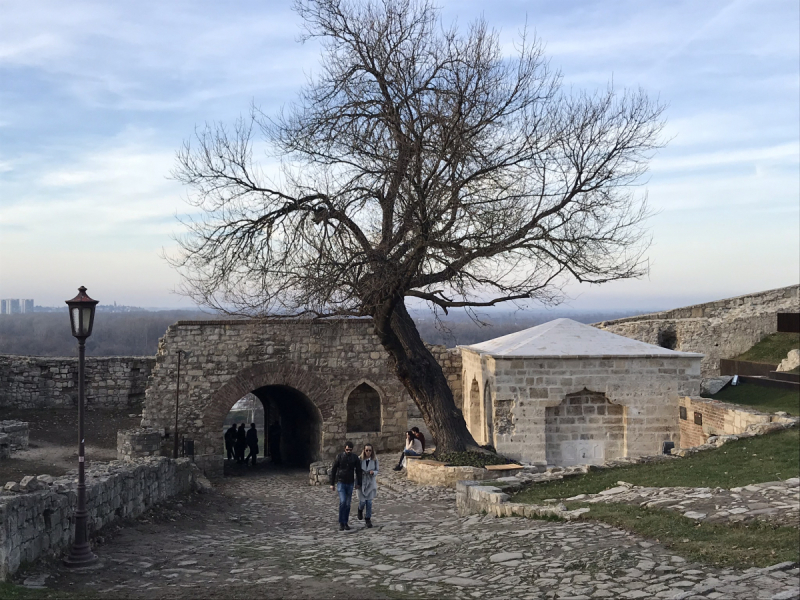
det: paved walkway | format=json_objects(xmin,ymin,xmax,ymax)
[
  {"xmin": 567, "ymin": 477, "xmax": 800, "ymax": 526},
  {"xmin": 19, "ymin": 454, "xmax": 800, "ymax": 599}
]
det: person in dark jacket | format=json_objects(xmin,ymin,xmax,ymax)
[
  {"xmin": 245, "ymin": 423, "xmax": 259, "ymax": 466},
  {"xmin": 224, "ymin": 424, "xmax": 237, "ymax": 461},
  {"xmin": 235, "ymin": 423, "xmax": 247, "ymax": 464},
  {"xmin": 329, "ymin": 441, "xmax": 362, "ymax": 530}
]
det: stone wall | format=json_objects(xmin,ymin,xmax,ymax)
[
  {"xmin": 595, "ymin": 285, "xmax": 800, "ymax": 378},
  {"xmin": 0, "ymin": 457, "xmax": 200, "ymax": 580},
  {"xmin": 464, "ymin": 352, "xmax": 702, "ymax": 466},
  {"xmin": 117, "ymin": 428, "xmax": 163, "ymax": 460},
  {"xmin": 678, "ymin": 396, "xmax": 796, "ymax": 448},
  {"xmin": 0, "ymin": 355, "xmax": 155, "ymax": 409},
  {"xmin": 406, "ymin": 458, "xmax": 520, "ymax": 488},
  {"xmin": 142, "ymin": 319, "xmax": 411, "ymax": 475},
  {"xmin": 0, "ymin": 421, "xmax": 28, "ymax": 452},
  {"xmin": 544, "ymin": 390, "xmax": 624, "ymax": 466}
]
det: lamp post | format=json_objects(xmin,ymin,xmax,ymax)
[
  {"xmin": 63, "ymin": 286, "xmax": 99, "ymax": 568},
  {"xmin": 174, "ymin": 350, "xmax": 183, "ymax": 459}
]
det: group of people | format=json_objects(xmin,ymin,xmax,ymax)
[
  {"xmin": 224, "ymin": 422, "xmax": 260, "ymax": 465},
  {"xmin": 224, "ymin": 421, "xmax": 283, "ymax": 466},
  {"xmin": 329, "ymin": 427, "xmax": 426, "ymax": 531}
]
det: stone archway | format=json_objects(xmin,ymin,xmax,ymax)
[
  {"xmin": 201, "ymin": 362, "xmax": 330, "ymax": 467},
  {"xmin": 483, "ymin": 382, "xmax": 493, "ymax": 447}
]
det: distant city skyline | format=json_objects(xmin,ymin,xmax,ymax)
[{"xmin": 1, "ymin": 1, "xmax": 798, "ymax": 312}]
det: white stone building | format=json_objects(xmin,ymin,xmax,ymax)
[{"xmin": 459, "ymin": 318, "xmax": 703, "ymax": 467}]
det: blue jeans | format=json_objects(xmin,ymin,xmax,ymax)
[
  {"xmin": 337, "ymin": 482, "xmax": 354, "ymax": 525},
  {"xmin": 403, "ymin": 449, "xmax": 420, "ymax": 456},
  {"xmin": 358, "ymin": 498, "xmax": 373, "ymax": 519}
]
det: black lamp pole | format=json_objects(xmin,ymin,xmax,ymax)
[
  {"xmin": 63, "ymin": 286, "xmax": 99, "ymax": 568},
  {"xmin": 174, "ymin": 350, "xmax": 182, "ymax": 459}
]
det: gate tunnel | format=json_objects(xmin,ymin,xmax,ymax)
[{"xmin": 246, "ymin": 385, "xmax": 322, "ymax": 467}]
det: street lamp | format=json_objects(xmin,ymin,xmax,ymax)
[{"xmin": 63, "ymin": 286, "xmax": 99, "ymax": 568}]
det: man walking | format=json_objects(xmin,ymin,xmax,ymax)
[
  {"xmin": 329, "ymin": 441, "xmax": 362, "ymax": 531},
  {"xmin": 245, "ymin": 423, "xmax": 259, "ymax": 466},
  {"xmin": 224, "ymin": 423, "xmax": 237, "ymax": 461}
]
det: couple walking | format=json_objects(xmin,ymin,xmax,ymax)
[{"xmin": 329, "ymin": 441, "xmax": 378, "ymax": 531}]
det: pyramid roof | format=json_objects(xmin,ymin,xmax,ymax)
[{"xmin": 459, "ymin": 318, "xmax": 704, "ymax": 359}]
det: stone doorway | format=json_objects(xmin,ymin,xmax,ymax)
[{"xmin": 250, "ymin": 385, "xmax": 322, "ymax": 468}]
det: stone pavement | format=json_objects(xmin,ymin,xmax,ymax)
[
  {"xmin": 18, "ymin": 454, "xmax": 800, "ymax": 599},
  {"xmin": 568, "ymin": 477, "xmax": 800, "ymax": 527}
]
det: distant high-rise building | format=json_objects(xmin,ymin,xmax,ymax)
[{"xmin": 1, "ymin": 299, "xmax": 31, "ymax": 314}]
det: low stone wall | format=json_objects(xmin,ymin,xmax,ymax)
[
  {"xmin": 678, "ymin": 396, "xmax": 798, "ymax": 448},
  {"xmin": 117, "ymin": 428, "xmax": 163, "ymax": 460},
  {"xmin": 456, "ymin": 479, "xmax": 589, "ymax": 520},
  {"xmin": 0, "ymin": 421, "xmax": 28, "ymax": 452},
  {"xmin": 406, "ymin": 459, "xmax": 520, "ymax": 488},
  {"xmin": 0, "ymin": 456, "xmax": 202, "ymax": 580},
  {"xmin": 0, "ymin": 355, "xmax": 155, "ymax": 409}
]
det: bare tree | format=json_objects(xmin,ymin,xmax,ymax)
[{"xmin": 171, "ymin": 0, "xmax": 665, "ymax": 453}]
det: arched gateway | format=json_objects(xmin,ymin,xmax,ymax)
[{"xmin": 142, "ymin": 318, "xmax": 410, "ymax": 475}]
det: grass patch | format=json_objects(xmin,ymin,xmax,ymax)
[
  {"xmin": 0, "ymin": 584, "xmax": 91, "ymax": 599},
  {"xmin": 735, "ymin": 332, "xmax": 799, "ymax": 364},
  {"xmin": 565, "ymin": 503, "xmax": 799, "ymax": 569},
  {"xmin": 707, "ymin": 382, "xmax": 800, "ymax": 415},
  {"xmin": 430, "ymin": 451, "xmax": 519, "ymax": 467},
  {"xmin": 513, "ymin": 428, "xmax": 799, "ymax": 504}
]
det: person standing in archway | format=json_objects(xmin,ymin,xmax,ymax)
[
  {"xmin": 329, "ymin": 441, "xmax": 362, "ymax": 531},
  {"xmin": 357, "ymin": 444, "xmax": 378, "ymax": 528},
  {"xmin": 235, "ymin": 423, "xmax": 247, "ymax": 464},
  {"xmin": 224, "ymin": 423, "xmax": 237, "ymax": 461},
  {"xmin": 268, "ymin": 420, "xmax": 282, "ymax": 465},
  {"xmin": 245, "ymin": 423, "xmax": 259, "ymax": 466}
]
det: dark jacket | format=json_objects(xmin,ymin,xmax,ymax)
[
  {"xmin": 329, "ymin": 452, "xmax": 363, "ymax": 486},
  {"xmin": 235, "ymin": 426, "xmax": 246, "ymax": 447},
  {"xmin": 246, "ymin": 428, "xmax": 258, "ymax": 447},
  {"xmin": 224, "ymin": 426, "xmax": 237, "ymax": 445}
]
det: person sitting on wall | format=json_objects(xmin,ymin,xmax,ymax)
[
  {"xmin": 411, "ymin": 426, "xmax": 426, "ymax": 452},
  {"xmin": 392, "ymin": 430, "xmax": 423, "ymax": 471},
  {"xmin": 245, "ymin": 423, "xmax": 259, "ymax": 466},
  {"xmin": 224, "ymin": 423, "xmax": 237, "ymax": 461},
  {"xmin": 235, "ymin": 423, "xmax": 247, "ymax": 464}
]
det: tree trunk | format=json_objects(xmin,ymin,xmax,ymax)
[{"xmin": 371, "ymin": 299, "xmax": 480, "ymax": 453}]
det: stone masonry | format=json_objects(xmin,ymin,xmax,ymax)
[
  {"xmin": 142, "ymin": 319, "xmax": 413, "ymax": 475},
  {"xmin": 0, "ymin": 421, "xmax": 28, "ymax": 452},
  {"xmin": 595, "ymin": 284, "xmax": 799, "ymax": 378},
  {"xmin": 0, "ymin": 456, "xmax": 201, "ymax": 580},
  {"xmin": 0, "ymin": 355, "xmax": 155, "ymax": 409},
  {"xmin": 464, "ymin": 353, "xmax": 701, "ymax": 467}
]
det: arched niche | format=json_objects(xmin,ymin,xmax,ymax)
[
  {"xmin": 483, "ymin": 381, "xmax": 493, "ymax": 447},
  {"xmin": 346, "ymin": 382, "xmax": 381, "ymax": 433},
  {"xmin": 544, "ymin": 388, "xmax": 625, "ymax": 466},
  {"xmin": 468, "ymin": 378, "xmax": 481, "ymax": 438}
]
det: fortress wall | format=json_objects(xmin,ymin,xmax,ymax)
[
  {"xmin": 0, "ymin": 355, "xmax": 155, "ymax": 409},
  {"xmin": 0, "ymin": 457, "xmax": 198, "ymax": 581},
  {"xmin": 595, "ymin": 285, "xmax": 799, "ymax": 378}
]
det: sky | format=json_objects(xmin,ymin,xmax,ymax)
[{"xmin": 1, "ymin": 0, "xmax": 798, "ymax": 312}]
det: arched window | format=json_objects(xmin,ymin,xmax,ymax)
[
  {"xmin": 483, "ymin": 382, "xmax": 493, "ymax": 446},
  {"xmin": 468, "ymin": 378, "xmax": 481, "ymax": 438},
  {"xmin": 346, "ymin": 383, "xmax": 381, "ymax": 432}
]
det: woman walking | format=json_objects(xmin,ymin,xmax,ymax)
[{"xmin": 357, "ymin": 444, "xmax": 379, "ymax": 528}]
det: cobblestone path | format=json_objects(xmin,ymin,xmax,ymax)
[{"xmin": 23, "ymin": 455, "xmax": 800, "ymax": 599}]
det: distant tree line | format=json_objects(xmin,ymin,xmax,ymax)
[
  {"xmin": 0, "ymin": 311, "xmax": 218, "ymax": 357},
  {"xmin": 0, "ymin": 308, "xmax": 645, "ymax": 357}
]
